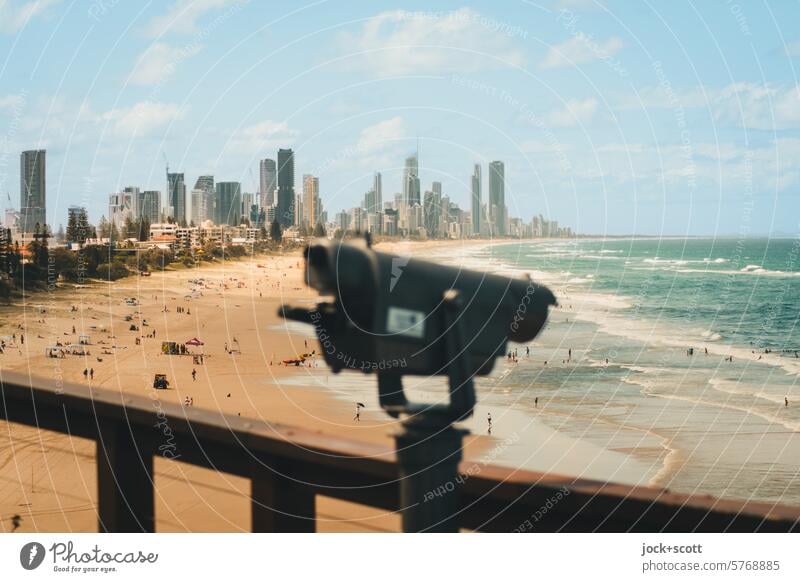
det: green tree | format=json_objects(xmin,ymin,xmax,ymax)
[
  {"xmin": 97, "ymin": 216, "xmax": 111, "ymax": 239},
  {"xmin": 138, "ymin": 217, "xmax": 150, "ymax": 241},
  {"xmin": 270, "ymin": 220, "xmax": 282, "ymax": 243},
  {"xmin": 66, "ymin": 211, "xmax": 78, "ymax": 243},
  {"xmin": 50, "ymin": 247, "xmax": 78, "ymax": 280},
  {"xmin": 123, "ymin": 215, "xmax": 138, "ymax": 239},
  {"xmin": 67, "ymin": 208, "xmax": 93, "ymax": 244},
  {"xmin": 30, "ymin": 223, "xmax": 49, "ymax": 270},
  {"xmin": 97, "ymin": 261, "xmax": 128, "ymax": 281}
]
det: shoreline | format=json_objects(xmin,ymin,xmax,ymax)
[{"xmin": 2, "ymin": 237, "xmax": 798, "ymax": 532}]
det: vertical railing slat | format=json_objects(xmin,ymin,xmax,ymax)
[
  {"xmin": 251, "ymin": 459, "xmax": 316, "ymax": 532},
  {"xmin": 96, "ymin": 423, "xmax": 154, "ymax": 532}
]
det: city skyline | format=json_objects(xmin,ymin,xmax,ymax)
[
  {"xmin": 1, "ymin": 2, "xmax": 799, "ymax": 234},
  {"xmin": 6, "ymin": 142, "xmax": 573, "ymax": 243}
]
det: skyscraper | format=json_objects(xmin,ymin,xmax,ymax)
[
  {"xmin": 363, "ymin": 188, "xmax": 376, "ymax": 214},
  {"xmin": 423, "ymin": 190, "xmax": 436, "ymax": 235},
  {"xmin": 402, "ymin": 155, "xmax": 420, "ymax": 207},
  {"xmin": 193, "ymin": 175, "xmax": 214, "ymax": 224},
  {"xmin": 108, "ymin": 189, "xmax": 135, "ymax": 227},
  {"xmin": 20, "ymin": 149, "xmax": 46, "ymax": 232},
  {"xmin": 373, "ymin": 172, "xmax": 382, "ymax": 211},
  {"xmin": 259, "ymin": 159, "xmax": 277, "ymax": 208},
  {"xmin": 489, "ymin": 161, "xmax": 505, "ymax": 235},
  {"xmin": 123, "ymin": 186, "xmax": 140, "ymax": 218},
  {"xmin": 471, "ymin": 163, "xmax": 481, "ymax": 236},
  {"xmin": 215, "ymin": 182, "xmax": 242, "ymax": 226},
  {"xmin": 303, "ymin": 174, "xmax": 320, "ymax": 227},
  {"xmin": 276, "ymin": 149, "xmax": 295, "ymax": 227},
  {"xmin": 433, "ymin": 181, "xmax": 443, "ymax": 237},
  {"xmin": 140, "ymin": 191, "xmax": 161, "ymax": 223},
  {"xmin": 190, "ymin": 189, "xmax": 208, "ymax": 224},
  {"xmin": 167, "ymin": 172, "xmax": 186, "ymax": 224},
  {"xmin": 194, "ymin": 175, "xmax": 214, "ymax": 193}
]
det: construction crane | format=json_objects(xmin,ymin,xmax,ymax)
[{"xmin": 162, "ymin": 152, "xmax": 171, "ymax": 222}]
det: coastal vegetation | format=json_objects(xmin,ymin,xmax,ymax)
[{"xmin": 0, "ymin": 221, "xmax": 304, "ymax": 301}]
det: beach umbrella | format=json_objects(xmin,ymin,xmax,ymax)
[
  {"xmin": 356, "ymin": 402, "xmax": 365, "ymax": 408},
  {"xmin": 185, "ymin": 337, "xmax": 204, "ymax": 346}
]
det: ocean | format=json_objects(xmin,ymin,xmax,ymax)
[{"xmin": 281, "ymin": 237, "xmax": 800, "ymax": 505}]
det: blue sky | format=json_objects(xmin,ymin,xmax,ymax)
[{"xmin": 1, "ymin": 0, "xmax": 799, "ymax": 235}]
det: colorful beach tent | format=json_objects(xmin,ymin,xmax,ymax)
[{"xmin": 185, "ymin": 338, "xmax": 204, "ymax": 346}]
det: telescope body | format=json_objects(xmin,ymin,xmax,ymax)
[{"xmin": 294, "ymin": 239, "xmax": 556, "ymax": 380}]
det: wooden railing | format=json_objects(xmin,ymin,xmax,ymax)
[{"xmin": 1, "ymin": 369, "xmax": 798, "ymax": 532}]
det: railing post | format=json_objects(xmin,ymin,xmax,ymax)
[
  {"xmin": 96, "ymin": 423, "xmax": 154, "ymax": 532},
  {"xmin": 394, "ymin": 421, "xmax": 466, "ymax": 532},
  {"xmin": 251, "ymin": 459, "xmax": 316, "ymax": 532}
]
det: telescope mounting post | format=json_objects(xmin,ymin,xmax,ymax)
[{"xmin": 387, "ymin": 289, "xmax": 474, "ymax": 532}]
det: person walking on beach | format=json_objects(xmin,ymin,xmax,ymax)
[
  {"xmin": 786, "ymin": 397, "xmax": 789, "ymax": 407},
  {"xmin": 83, "ymin": 368, "xmax": 88, "ymax": 380},
  {"xmin": 90, "ymin": 368, "xmax": 94, "ymax": 380},
  {"xmin": 535, "ymin": 397, "xmax": 539, "ymax": 408},
  {"xmin": 487, "ymin": 412, "xmax": 492, "ymax": 434},
  {"xmin": 354, "ymin": 403, "xmax": 362, "ymax": 422},
  {"xmin": 192, "ymin": 368, "xmax": 197, "ymax": 381},
  {"xmin": 568, "ymin": 348, "xmax": 572, "ymax": 360}
]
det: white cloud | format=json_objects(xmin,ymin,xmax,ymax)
[
  {"xmin": 318, "ymin": 117, "xmax": 409, "ymax": 174},
  {"xmin": 129, "ymin": 42, "xmax": 202, "ymax": 85},
  {"xmin": 548, "ymin": 97, "xmax": 598, "ymax": 127},
  {"xmin": 227, "ymin": 119, "xmax": 296, "ymax": 153},
  {"xmin": 0, "ymin": 0, "xmax": 59, "ymax": 34},
  {"xmin": 784, "ymin": 40, "xmax": 800, "ymax": 57},
  {"xmin": 618, "ymin": 85, "xmax": 709, "ymax": 110},
  {"xmin": 334, "ymin": 8, "xmax": 526, "ymax": 75},
  {"xmin": 540, "ymin": 33, "xmax": 623, "ymax": 69},
  {"xmin": 620, "ymin": 82, "xmax": 800, "ymax": 130},
  {"xmin": 711, "ymin": 82, "xmax": 800, "ymax": 130},
  {"xmin": 560, "ymin": 137, "xmax": 800, "ymax": 196},
  {"xmin": 99, "ymin": 102, "xmax": 187, "ymax": 138},
  {"xmin": 144, "ymin": 0, "xmax": 246, "ymax": 38},
  {"xmin": 521, "ymin": 140, "xmax": 571, "ymax": 153},
  {"xmin": 0, "ymin": 93, "xmax": 25, "ymax": 110},
  {"xmin": 354, "ymin": 116, "xmax": 407, "ymax": 154}
]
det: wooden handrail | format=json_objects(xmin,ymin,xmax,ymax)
[{"xmin": 1, "ymin": 369, "xmax": 798, "ymax": 532}]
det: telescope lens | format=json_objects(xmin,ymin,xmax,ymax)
[{"xmin": 305, "ymin": 243, "xmax": 333, "ymax": 293}]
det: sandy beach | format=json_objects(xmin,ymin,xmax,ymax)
[
  {"xmin": 0, "ymin": 245, "xmax": 501, "ymax": 532},
  {"xmin": 3, "ymin": 237, "xmax": 798, "ymax": 533}
]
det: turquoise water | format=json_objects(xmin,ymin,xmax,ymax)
[
  {"xmin": 425, "ymin": 238, "xmax": 800, "ymax": 504},
  {"xmin": 283, "ymin": 238, "xmax": 800, "ymax": 504},
  {"xmin": 492, "ymin": 237, "xmax": 800, "ymax": 352}
]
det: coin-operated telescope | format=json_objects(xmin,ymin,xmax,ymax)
[
  {"xmin": 280, "ymin": 238, "xmax": 556, "ymax": 531},
  {"xmin": 280, "ymin": 238, "xmax": 556, "ymax": 423}
]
